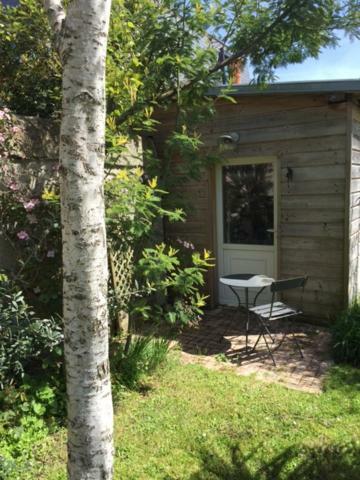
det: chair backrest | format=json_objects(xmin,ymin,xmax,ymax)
[
  {"xmin": 267, "ymin": 276, "xmax": 307, "ymax": 319},
  {"xmin": 270, "ymin": 276, "xmax": 307, "ymax": 293}
]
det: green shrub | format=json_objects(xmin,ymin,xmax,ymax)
[
  {"xmin": 111, "ymin": 336, "xmax": 170, "ymax": 390},
  {"xmin": 0, "ymin": 110, "xmax": 62, "ymax": 315},
  {"xmin": 332, "ymin": 302, "xmax": 360, "ymax": 367},
  {"xmin": 106, "ymin": 169, "xmax": 213, "ymax": 329},
  {"xmin": 0, "ymin": 275, "xmax": 63, "ymax": 389},
  {"xmin": 0, "ymin": 0, "xmax": 61, "ymax": 117},
  {"xmin": 132, "ymin": 243, "xmax": 213, "ymax": 327},
  {"xmin": 0, "ymin": 379, "xmax": 66, "ymax": 480}
]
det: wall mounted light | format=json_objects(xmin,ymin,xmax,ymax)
[{"xmin": 218, "ymin": 132, "xmax": 239, "ymax": 151}]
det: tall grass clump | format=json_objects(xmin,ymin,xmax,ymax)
[
  {"xmin": 332, "ymin": 302, "xmax": 360, "ymax": 367},
  {"xmin": 111, "ymin": 336, "xmax": 170, "ymax": 390}
]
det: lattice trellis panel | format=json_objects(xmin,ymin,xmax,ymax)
[{"xmin": 109, "ymin": 245, "xmax": 134, "ymax": 311}]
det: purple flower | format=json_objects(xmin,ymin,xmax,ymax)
[
  {"xmin": 17, "ymin": 230, "xmax": 30, "ymax": 241},
  {"xmin": 23, "ymin": 198, "xmax": 39, "ymax": 211},
  {"xmin": 177, "ymin": 237, "xmax": 195, "ymax": 250},
  {"xmin": 47, "ymin": 250, "xmax": 55, "ymax": 258}
]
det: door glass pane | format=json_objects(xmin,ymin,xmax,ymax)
[{"xmin": 222, "ymin": 163, "xmax": 274, "ymax": 245}]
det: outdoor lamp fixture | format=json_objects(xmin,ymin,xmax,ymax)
[{"xmin": 218, "ymin": 132, "xmax": 239, "ymax": 151}]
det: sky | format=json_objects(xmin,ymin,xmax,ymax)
[
  {"xmin": 273, "ymin": 35, "xmax": 360, "ymax": 82},
  {"xmin": 1, "ymin": 0, "xmax": 359, "ymax": 84}
]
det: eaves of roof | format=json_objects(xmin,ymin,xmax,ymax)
[{"xmin": 207, "ymin": 79, "xmax": 360, "ymax": 97}]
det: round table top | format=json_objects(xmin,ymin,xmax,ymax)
[{"xmin": 220, "ymin": 273, "xmax": 274, "ymax": 288}]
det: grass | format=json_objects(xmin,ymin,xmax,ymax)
[{"xmin": 9, "ymin": 355, "xmax": 360, "ymax": 479}]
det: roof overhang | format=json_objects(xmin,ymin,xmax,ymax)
[{"xmin": 207, "ymin": 79, "xmax": 360, "ymax": 97}]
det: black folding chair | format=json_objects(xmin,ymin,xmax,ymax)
[{"xmin": 249, "ymin": 277, "xmax": 308, "ymax": 366}]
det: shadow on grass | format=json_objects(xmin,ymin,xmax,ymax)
[{"xmin": 188, "ymin": 442, "xmax": 360, "ymax": 480}]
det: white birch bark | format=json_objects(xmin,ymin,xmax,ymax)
[{"xmin": 44, "ymin": 0, "xmax": 113, "ymax": 478}]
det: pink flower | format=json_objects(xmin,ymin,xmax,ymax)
[
  {"xmin": 47, "ymin": 250, "xmax": 55, "ymax": 258},
  {"xmin": 225, "ymin": 174, "xmax": 233, "ymax": 184},
  {"xmin": 23, "ymin": 198, "xmax": 39, "ymax": 211},
  {"xmin": 9, "ymin": 182, "xmax": 19, "ymax": 191},
  {"xmin": 0, "ymin": 109, "xmax": 10, "ymax": 121},
  {"xmin": 17, "ymin": 230, "xmax": 30, "ymax": 241},
  {"xmin": 0, "ymin": 133, "xmax": 5, "ymax": 143},
  {"xmin": 12, "ymin": 126, "xmax": 21, "ymax": 134}
]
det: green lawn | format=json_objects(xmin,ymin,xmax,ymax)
[{"xmin": 7, "ymin": 356, "xmax": 360, "ymax": 479}]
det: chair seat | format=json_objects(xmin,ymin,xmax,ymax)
[{"xmin": 249, "ymin": 301, "xmax": 299, "ymax": 320}]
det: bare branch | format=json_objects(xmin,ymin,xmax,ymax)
[
  {"xmin": 162, "ymin": 0, "xmax": 301, "ymax": 98},
  {"xmin": 43, "ymin": 0, "xmax": 66, "ymax": 48}
]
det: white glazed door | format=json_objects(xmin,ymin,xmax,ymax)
[{"xmin": 216, "ymin": 158, "xmax": 277, "ymax": 305}]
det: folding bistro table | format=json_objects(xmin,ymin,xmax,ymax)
[{"xmin": 219, "ymin": 273, "xmax": 274, "ymax": 351}]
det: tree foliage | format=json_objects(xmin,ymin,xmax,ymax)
[
  {"xmin": 0, "ymin": 0, "xmax": 61, "ymax": 116},
  {"xmin": 1, "ymin": 0, "xmax": 359, "ymax": 121}
]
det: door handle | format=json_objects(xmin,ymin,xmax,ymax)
[{"xmin": 266, "ymin": 229, "xmax": 275, "ymax": 233}]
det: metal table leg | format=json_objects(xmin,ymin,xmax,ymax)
[
  {"xmin": 229, "ymin": 285, "xmax": 250, "ymax": 352},
  {"xmin": 245, "ymin": 287, "xmax": 249, "ymax": 352},
  {"xmin": 229, "ymin": 285, "xmax": 241, "ymax": 309},
  {"xmin": 253, "ymin": 286, "xmax": 266, "ymax": 306}
]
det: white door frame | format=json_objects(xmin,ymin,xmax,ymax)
[{"xmin": 216, "ymin": 156, "xmax": 279, "ymax": 303}]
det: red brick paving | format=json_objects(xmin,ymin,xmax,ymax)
[{"xmin": 177, "ymin": 307, "xmax": 332, "ymax": 393}]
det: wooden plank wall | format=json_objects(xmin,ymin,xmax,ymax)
[
  {"xmin": 153, "ymin": 94, "xmax": 349, "ymax": 320},
  {"xmin": 348, "ymin": 101, "xmax": 360, "ymax": 302}
]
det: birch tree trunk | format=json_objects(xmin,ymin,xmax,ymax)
[{"xmin": 44, "ymin": 1, "xmax": 113, "ymax": 478}]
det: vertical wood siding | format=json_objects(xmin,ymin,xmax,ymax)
[
  {"xmin": 348, "ymin": 102, "xmax": 360, "ymax": 303},
  {"xmin": 153, "ymin": 94, "xmax": 349, "ymax": 320}
]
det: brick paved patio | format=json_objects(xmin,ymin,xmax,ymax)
[{"xmin": 177, "ymin": 307, "xmax": 332, "ymax": 393}]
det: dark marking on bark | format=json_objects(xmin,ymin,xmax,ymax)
[
  {"xmin": 61, "ymin": 46, "xmax": 73, "ymax": 68},
  {"xmin": 59, "ymin": 164, "xmax": 67, "ymax": 177},
  {"xmin": 89, "ymin": 143, "xmax": 105, "ymax": 154},
  {"xmin": 73, "ymin": 293, "xmax": 87, "ymax": 301},
  {"xmin": 61, "ymin": 165, "xmax": 86, "ymax": 179},
  {"xmin": 90, "ymin": 226, "xmax": 103, "ymax": 234},
  {"xmin": 64, "ymin": 272, "xmax": 78, "ymax": 283},
  {"xmin": 97, "ymin": 360, "xmax": 109, "ymax": 380},
  {"xmin": 68, "ymin": 202, "xmax": 80, "ymax": 211},
  {"xmin": 61, "ymin": 134, "xmax": 73, "ymax": 145},
  {"xmin": 83, "ymin": 162, "xmax": 96, "ymax": 175},
  {"xmin": 73, "ymin": 90, "xmax": 100, "ymax": 105},
  {"xmin": 88, "ymin": 316, "xmax": 108, "ymax": 335}
]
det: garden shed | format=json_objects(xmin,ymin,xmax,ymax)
[{"xmin": 152, "ymin": 79, "xmax": 360, "ymax": 321}]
